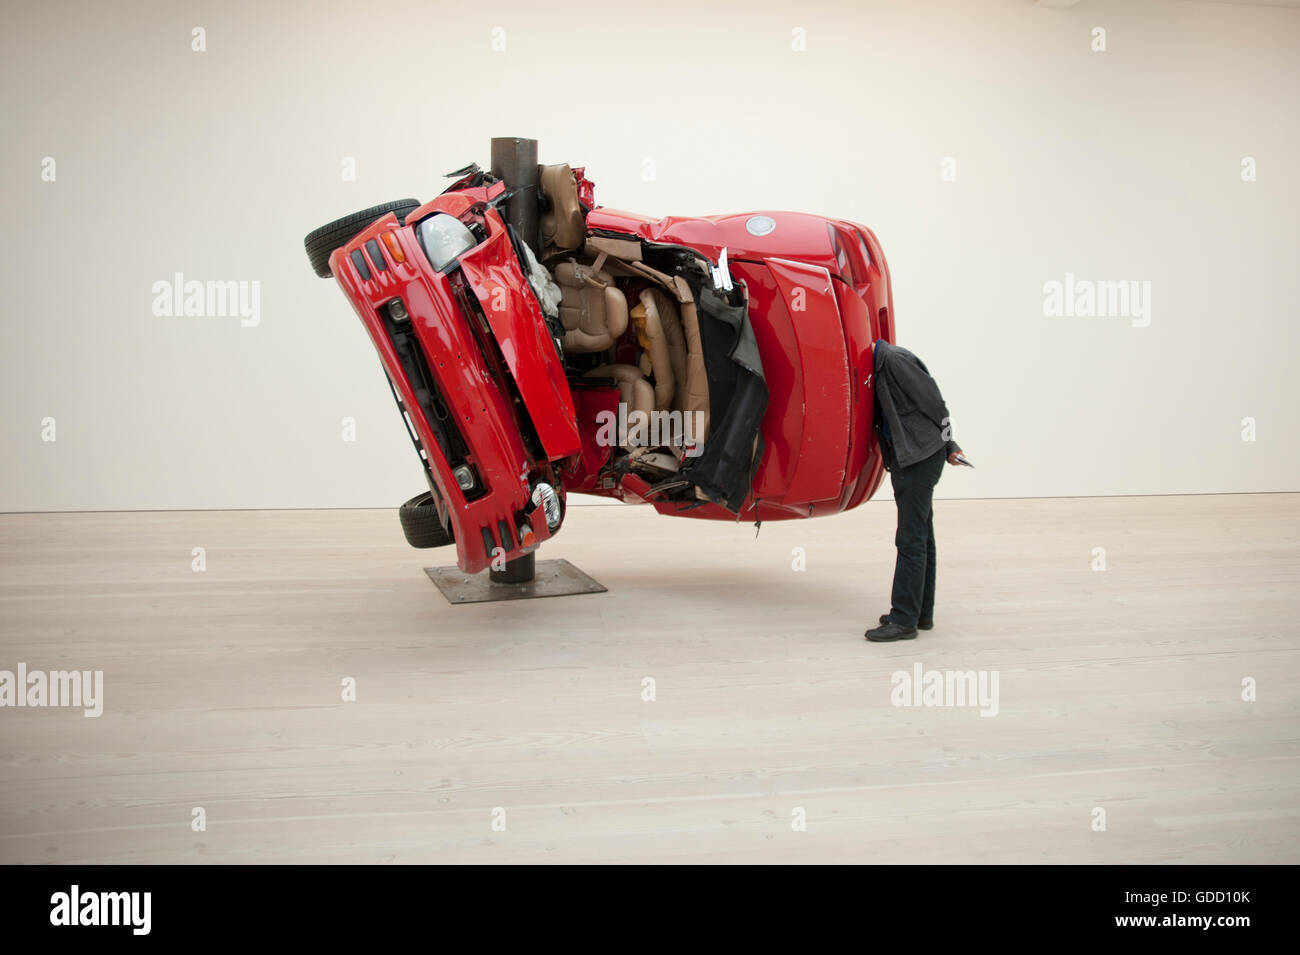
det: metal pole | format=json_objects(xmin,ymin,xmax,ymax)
[
  {"xmin": 488, "ymin": 137, "xmax": 539, "ymax": 584},
  {"xmin": 489, "ymin": 136, "xmax": 541, "ymax": 256}
]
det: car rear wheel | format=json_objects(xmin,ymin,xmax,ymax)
[
  {"xmin": 304, "ymin": 199, "xmax": 421, "ymax": 278},
  {"xmin": 398, "ymin": 491, "xmax": 454, "ymax": 549}
]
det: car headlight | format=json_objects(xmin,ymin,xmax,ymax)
[{"xmin": 417, "ymin": 214, "xmax": 477, "ymax": 271}]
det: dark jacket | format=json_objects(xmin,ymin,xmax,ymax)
[{"xmin": 872, "ymin": 340, "xmax": 961, "ymax": 470}]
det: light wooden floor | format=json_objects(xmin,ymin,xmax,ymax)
[{"xmin": 0, "ymin": 494, "xmax": 1296, "ymax": 864}]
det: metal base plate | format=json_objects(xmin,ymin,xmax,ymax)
[{"xmin": 424, "ymin": 558, "xmax": 607, "ymax": 605}]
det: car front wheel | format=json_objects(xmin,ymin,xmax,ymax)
[{"xmin": 304, "ymin": 199, "xmax": 421, "ymax": 278}]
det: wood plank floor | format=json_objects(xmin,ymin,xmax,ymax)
[{"xmin": 0, "ymin": 494, "xmax": 1296, "ymax": 864}]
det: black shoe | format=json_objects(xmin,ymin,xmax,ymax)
[
  {"xmin": 865, "ymin": 621, "xmax": 918, "ymax": 642},
  {"xmin": 880, "ymin": 614, "xmax": 933, "ymax": 631}
]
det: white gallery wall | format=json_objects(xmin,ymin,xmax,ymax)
[{"xmin": 1, "ymin": 0, "xmax": 1296, "ymax": 511}]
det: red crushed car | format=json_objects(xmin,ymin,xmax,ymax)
[{"xmin": 305, "ymin": 139, "xmax": 894, "ymax": 581}]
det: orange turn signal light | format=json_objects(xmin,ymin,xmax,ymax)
[
  {"xmin": 518, "ymin": 522, "xmax": 536, "ymax": 551},
  {"xmin": 381, "ymin": 231, "xmax": 405, "ymax": 264}
]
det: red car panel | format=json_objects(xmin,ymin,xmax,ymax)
[
  {"xmin": 456, "ymin": 221, "xmax": 580, "ymax": 461},
  {"xmin": 765, "ymin": 257, "xmax": 852, "ymax": 510}
]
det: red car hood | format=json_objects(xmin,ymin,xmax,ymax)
[{"xmin": 456, "ymin": 230, "xmax": 580, "ymax": 461}]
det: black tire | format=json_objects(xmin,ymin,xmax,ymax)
[
  {"xmin": 304, "ymin": 199, "xmax": 421, "ymax": 278},
  {"xmin": 398, "ymin": 491, "xmax": 454, "ymax": 549}
]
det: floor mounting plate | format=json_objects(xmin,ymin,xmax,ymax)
[{"xmin": 424, "ymin": 558, "xmax": 607, "ymax": 605}]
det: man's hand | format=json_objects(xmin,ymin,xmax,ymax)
[{"xmin": 947, "ymin": 452, "xmax": 963, "ymax": 466}]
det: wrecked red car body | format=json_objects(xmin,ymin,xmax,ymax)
[{"xmin": 305, "ymin": 150, "xmax": 895, "ymax": 577}]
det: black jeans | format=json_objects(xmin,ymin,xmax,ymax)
[{"xmin": 887, "ymin": 446, "xmax": 946, "ymax": 627}]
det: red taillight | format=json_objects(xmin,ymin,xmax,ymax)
[
  {"xmin": 828, "ymin": 224, "xmax": 872, "ymax": 287},
  {"xmin": 827, "ymin": 225, "xmax": 855, "ymax": 285}
]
